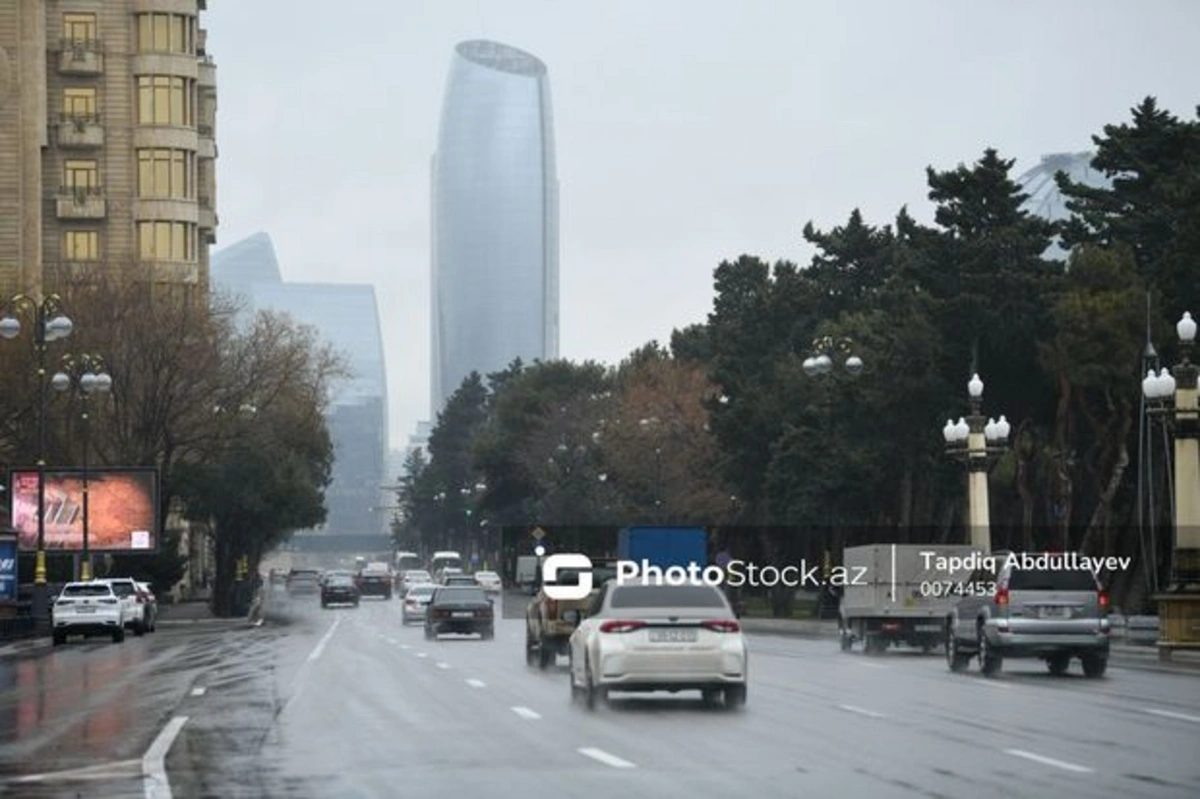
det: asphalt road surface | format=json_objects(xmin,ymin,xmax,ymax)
[{"xmin": 1, "ymin": 593, "xmax": 1198, "ymax": 798}]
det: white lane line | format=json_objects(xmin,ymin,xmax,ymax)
[
  {"xmin": 578, "ymin": 747, "xmax": 636, "ymax": 768},
  {"xmin": 1144, "ymin": 708, "xmax": 1200, "ymax": 724},
  {"xmin": 399, "ymin": 644, "xmax": 411, "ymax": 650},
  {"xmin": 977, "ymin": 679, "xmax": 1012, "ymax": 689},
  {"xmin": 1003, "ymin": 749, "xmax": 1093, "ymax": 774},
  {"xmin": 511, "ymin": 706, "xmax": 541, "ymax": 719},
  {"xmin": 837, "ymin": 704, "xmax": 886, "ymax": 719},
  {"xmin": 143, "ymin": 715, "xmax": 189, "ymax": 799},
  {"xmin": 307, "ymin": 616, "xmax": 342, "ymax": 662},
  {"xmin": 415, "ymin": 652, "xmax": 428, "ymax": 659},
  {"xmin": 385, "ymin": 637, "xmax": 398, "ymax": 645},
  {"xmin": 189, "ymin": 687, "xmax": 206, "ymax": 697},
  {"xmin": 855, "ymin": 661, "xmax": 886, "ymax": 669},
  {"xmin": 436, "ymin": 661, "xmax": 451, "ymax": 669},
  {"xmin": 13, "ymin": 760, "xmax": 142, "ymax": 783},
  {"xmin": 465, "ymin": 678, "xmax": 486, "ymax": 688}
]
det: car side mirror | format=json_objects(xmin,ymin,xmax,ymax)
[{"xmin": 563, "ymin": 609, "xmax": 582, "ymax": 626}]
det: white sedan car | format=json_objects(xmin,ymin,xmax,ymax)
[
  {"xmin": 567, "ymin": 581, "xmax": 747, "ymax": 710},
  {"xmin": 474, "ymin": 570, "xmax": 502, "ymax": 594},
  {"xmin": 52, "ymin": 582, "xmax": 128, "ymax": 644}
]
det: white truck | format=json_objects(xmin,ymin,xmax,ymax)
[
  {"xmin": 838, "ymin": 544, "xmax": 981, "ymax": 654},
  {"xmin": 515, "ymin": 555, "xmax": 539, "ymax": 589}
]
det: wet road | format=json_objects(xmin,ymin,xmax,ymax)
[{"xmin": 2, "ymin": 593, "xmax": 1199, "ymax": 798}]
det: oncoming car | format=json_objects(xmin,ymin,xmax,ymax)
[{"xmin": 566, "ymin": 581, "xmax": 747, "ymax": 710}]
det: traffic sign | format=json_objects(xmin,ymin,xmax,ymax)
[{"xmin": 531, "ymin": 526, "xmax": 546, "ymax": 541}]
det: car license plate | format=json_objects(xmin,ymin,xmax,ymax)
[
  {"xmin": 649, "ymin": 628, "xmax": 698, "ymax": 643},
  {"xmin": 452, "ymin": 611, "xmax": 474, "ymax": 618},
  {"xmin": 76, "ymin": 606, "xmax": 95, "ymax": 613},
  {"xmin": 914, "ymin": 624, "xmax": 941, "ymax": 632},
  {"xmin": 1040, "ymin": 606, "xmax": 1069, "ymax": 618}
]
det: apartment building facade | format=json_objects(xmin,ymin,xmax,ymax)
[{"xmin": 0, "ymin": 0, "xmax": 218, "ymax": 299}]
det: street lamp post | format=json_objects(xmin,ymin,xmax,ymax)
[
  {"xmin": 802, "ymin": 335, "xmax": 864, "ymax": 378},
  {"xmin": 1143, "ymin": 311, "xmax": 1200, "ymax": 661},
  {"xmin": 942, "ymin": 373, "xmax": 1011, "ymax": 552},
  {"xmin": 0, "ymin": 295, "xmax": 73, "ymax": 629},
  {"xmin": 51, "ymin": 354, "xmax": 112, "ymax": 581}
]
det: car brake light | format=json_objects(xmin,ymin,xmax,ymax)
[
  {"xmin": 600, "ymin": 620, "xmax": 645, "ymax": 634},
  {"xmin": 56, "ymin": 599, "xmax": 73, "ymax": 606},
  {"xmin": 995, "ymin": 587, "xmax": 1009, "ymax": 606},
  {"xmin": 1098, "ymin": 590, "xmax": 1109, "ymax": 610},
  {"xmin": 702, "ymin": 619, "xmax": 740, "ymax": 633},
  {"xmin": 100, "ymin": 598, "xmax": 117, "ymax": 605}
]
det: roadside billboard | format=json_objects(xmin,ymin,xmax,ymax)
[
  {"xmin": 0, "ymin": 534, "xmax": 16, "ymax": 601},
  {"xmin": 8, "ymin": 468, "xmax": 159, "ymax": 553}
]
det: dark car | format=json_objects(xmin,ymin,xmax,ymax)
[
  {"xmin": 321, "ymin": 574, "xmax": 360, "ymax": 608},
  {"xmin": 425, "ymin": 586, "xmax": 495, "ymax": 640},
  {"xmin": 357, "ymin": 569, "xmax": 393, "ymax": 599}
]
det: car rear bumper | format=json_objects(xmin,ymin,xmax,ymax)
[
  {"xmin": 323, "ymin": 592, "xmax": 359, "ymax": 603},
  {"xmin": 599, "ymin": 651, "xmax": 747, "ymax": 686},
  {"xmin": 54, "ymin": 615, "xmax": 122, "ymax": 634},
  {"xmin": 428, "ymin": 620, "xmax": 492, "ymax": 635},
  {"xmin": 985, "ymin": 628, "xmax": 1111, "ymax": 657}
]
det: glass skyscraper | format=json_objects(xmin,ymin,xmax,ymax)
[
  {"xmin": 211, "ymin": 233, "xmax": 389, "ymax": 536},
  {"xmin": 431, "ymin": 40, "xmax": 560, "ymax": 414}
]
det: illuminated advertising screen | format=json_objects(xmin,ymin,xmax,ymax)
[{"xmin": 9, "ymin": 468, "xmax": 159, "ymax": 552}]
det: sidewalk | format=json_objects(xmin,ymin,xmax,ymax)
[
  {"xmin": 155, "ymin": 600, "xmax": 217, "ymax": 624},
  {"xmin": 739, "ymin": 616, "xmax": 1200, "ymax": 673}
]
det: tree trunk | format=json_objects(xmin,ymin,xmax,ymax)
[
  {"xmin": 1054, "ymin": 366, "xmax": 1073, "ymax": 550},
  {"xmin": 211, "ymin": 529, "xmax": 239, "ymax": 618},
  {"xmin": 1078, "ymin": 400, "xmax": 1132, "ymax": 557}
]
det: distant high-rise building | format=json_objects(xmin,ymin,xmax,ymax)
[
  {"xmin": 1016, "ymin": 152, "xmax": 1112, "ymax": 259},
  {"xmin": 0, "ymin": 1, "xmax": 218, "ymax": 298},
  {"xmin": 212, "ymin": 234, "xmax": 389, "ymax": 536},
  {"xmin": 430, "ymin": 39, "xmax": 559, "ymax": 414}
]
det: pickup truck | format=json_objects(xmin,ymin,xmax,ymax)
[{"xmin": 526, "ymin": 560, "xmax": 617, "ymax": 669}]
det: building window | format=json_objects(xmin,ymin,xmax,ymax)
[
  {"xmin": 64, "ymin": 159, "xmax": 99, "ymax": 190},
  {"xmin": 137, "ymin": 76, "xmax": 193, "ymax": 126},
  {"xmin": 136, "ymin": 13, "xmax": 193, "ymax": 54},
  {"xmin": 138, "ymin": 221, "xmax": 195, "ymax": 261},
  {"xmin": 63, "ymin": 13, "xmax": 97, "ymax": 44},
  {"xmin": 137, "ymin": 149, "xmax": 193, "ymax": 198},
  {"xmin": 63, "ymin": 230, "xmax": 99, "ymax": 261},
  {"xmin": 62, "ymin": 87, "xmax": 97, "ymax": 118}
]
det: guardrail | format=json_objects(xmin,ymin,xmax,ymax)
[{"xmin": 1108, "ymin": 614, "xmax": 1160, "ymax": 645}]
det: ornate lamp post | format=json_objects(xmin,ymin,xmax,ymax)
[
  {"xmin": 0, "ymin": 295, "xmax": 73, "ymax": 629},
  {"xmin": 802, "ymin": 335, "xmax": 864, "ymax": 378},
  {"xmin": 942, "ymin": 373, "xmax": 1011, "ymax": 552},
  {"xmin": 51, "ymin": 354, "xmax": 112, "ymax": 581},
  {"xmin": 1143, "ymin": 311, "xmax": 1200, "ymax": 661}
]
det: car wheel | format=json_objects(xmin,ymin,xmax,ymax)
[
  {"xmin": 839, "ymin": 625, "xmax": 852, "ymax": 652},
  {"xmin": 1047, "ymin": 654, "xmax": 1071, "ymax": 676},
  {"xmin": 112, "ymin": 627, "xmax": 125, "ymax": 643},
  {"xmin": 1081, "ymin": 654, "xmax": 1107, "ymax": 678},
  {"xmin": 52, "ymin": 630, "xmax": 66, "ymax": 646},
  {"xmin": 583, "ymin": 658, "xmax": 604, "ymax": 710},
  {"xmin": 482, "ymin": 626, "xmax": 494, "ymax": 640},
  {"xmin": 701, "ymin": 688, "xmax": 721, "ymax": 705},
  {"xmin": 947, "ymin": 625, "xmax": 971, "ymax": 673},
  {"xmin": 978, "ymin": 625, "xmax": 1002, "ymax": 677},
  {"xmin": 133, "ymin": 621, "xmax": 145, "ymax": 637},
  {"xmin": 538, "ymin": 638, "xmax": 555, "ymax": 670},
  {"xmin": 724, "ymin": 683, "xmax": 747, "ymax": 710},
  {"xmin": 526, "ymin": 631, "xmax": 538, "ymax": 666},
  {"xmin": 401, "ymin": 613, "xmax": 409, "ymax": 624},
  {"xmin": 424, "ymin": 625, "xmax": 434, "ymax": 641},
  {"xmin": 569, "ymin": 654, "xmax": 583, "ymax": 704}
]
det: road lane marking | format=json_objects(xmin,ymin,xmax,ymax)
[
  {"xmin": 838, "ymin": 704, "xmax": 886, "ymax": 719},
  {"xmin": 511, "ymin": 706, "xmax": 541, "ymax": 719},
  {"xmin": 436, "ymin": 661, "xmax": 450, "ymax": 669},
  {"xmin": 12, "ymin": 759, "xmax": 142, "ymax": 783},
  {"xmin": 307, "ymin": 616, "xmax": 342, "ymax": 662},
  {"xmin": 1003, "ymin": 749, "xmax": 1093, "ymax": 774},
  {"xmin": 416, "ymin": 652, "xmax": 428, "ymax": 659},
  {"xmin": 1144, "ymin": 708, "xmax": 1200, "ymax": 724},
  {"xmin": 386, "ymin": 637, "xmax": 398, "ymax": 645},
  {"xmin": 400, "ymin": 644, "xmax": 411, "ymax": 650},
  {"xmin": 976, "ymin": 679, "xmax": 1012, "ymax": 689},
  {"xmin": 189, "ymin": 687, "xmax": 206, "ymax": 697},
  {"xmin": 855, "ymin": 661, "xmax": 886, "ymax": 669},
  {"xmin": 578, "ymin": 747, "xmax": 635, "ymax": 768},
  {"xmin": 143, "ymin": 715, "xmax": 188, "ymax": 799},
  {"xmin": 466, "ymin": 678, "xmax": 486, "ymax": 688}
]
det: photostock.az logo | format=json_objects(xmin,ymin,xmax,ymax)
[{"xmin": 542, "ymin": 553, "xmax": 593, "ymax": 600}]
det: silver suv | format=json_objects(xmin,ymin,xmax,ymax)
[{"xmin": 946, "ymin": 552, "xmax": 1111, "ymax": 678}]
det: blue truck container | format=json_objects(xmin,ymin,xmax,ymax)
[{"xmin": 617, "ymin": 526, "xmax": 708, "ymax": 569}]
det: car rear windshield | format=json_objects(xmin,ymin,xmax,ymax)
[
  {"xmin": 409, "ymin": 586, "xmax": 435, "ymax": 596},
  {"xmin": 109, "ymin": 582, "xmax": 136, "ymax": 596},
  {"xmin": 434, "ymin": 587, "xmax": 486, "ymax": 603},
  {"xmin": 609, "ymin": 584, "xmax": 726, "ymax": 608},
  {"xmin": 63, "ymin": 584, "xmax": 112, "ymax": 597},
  {"xmin": 1008, "ymin": 568, "xmax": 1098, "ymax": 591},
  {"xmin": 328, "ymin": 576, "xmax": 355, "ymax": 586}
]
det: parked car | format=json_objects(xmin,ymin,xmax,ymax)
[
  {"xmin": 946, "ymin": 552, "xmax": 1111, "ymax": 678},
  {"xmin": 425, "ymin": 586, "xmax": 494, "ymax": 640},
  {"xmin": 52, "ymin": 582, "xmax": 127, "ymax": 644},
  {"xmin": 402, "ymin": 583, "xmax": 437, "ymax": 624},
  {"xmin": 321, "ymin": 574, "xmax": 360, "ymax": 608}
]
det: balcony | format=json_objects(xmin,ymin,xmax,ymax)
[
  {"xmin": 199, "ymin": 195, "xmax": 218, "ymax": 238},
  {"xmin": 198, "ymin": 56, "xmax": 216, "ymax": 89},
  {"xmin": 58, "ymin": 39, "xmax": 104, "ymax": 75},
  {"xmin": 57, "ymin": 114, "xmax": 104, "ymax": 148},
  {"xmin": 56, "ymin": 186, "xmax": 107, "ymax": 220}
]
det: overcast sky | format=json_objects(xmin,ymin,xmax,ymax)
[{"xmin": 203, "ymin": 0, "xmax": 1200, "ymax": 451}]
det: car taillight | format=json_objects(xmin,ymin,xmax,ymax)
[
  {"xmin": 995, "ymin": 587, "xmax": 1009, "ymax": 606},
  {"xmin": 702, "ymin": 619, "xmax": 740, "ymax": 633},
  {"xmin": 1098, "ymin": 591, "xmax": 1109, "ymax": 610},
  {"xmin": 136, "ymin": 592, "xmax": 148, "ymax": 604},
  {"xmin": 99, "ymin": 598, "xmax": 117, "ymax": 605},
  {"xmin": 55, "ymin": 599, "xmax": 73, "ymax": 606},
  {"xmin": 546, "ymin": 599, "xmax": 558, "ymax": 618},
  {"xmin": 406, "ymin": 598, "xmax": 417, "ymax": 606},
  {"xmin": 600, "ymin": 620, "xmax": 645, "ymax": 634}
]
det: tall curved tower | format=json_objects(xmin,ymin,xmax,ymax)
[{"xmin": 431, "ymin": 40, "xmax": 559, "ymax": 414}]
